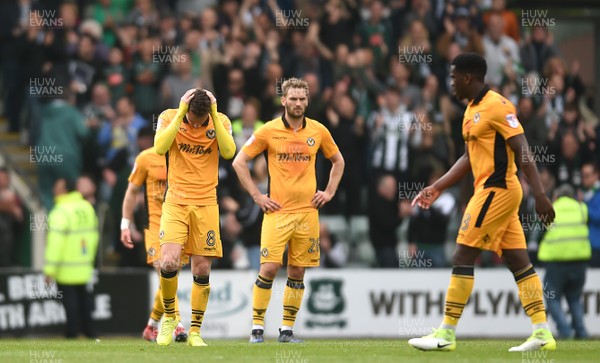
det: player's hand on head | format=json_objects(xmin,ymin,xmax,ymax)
[
  {"xmin": 534, "ymin": 194, "xmax": 556, "ymax": 225},
  {"xmin": 180, "ymin": 88, "xmax": 196, "ymax": 105},
  {"xmin": 312, "ymin": 190, "xmax": 333, "ymax": 209},
  {"xmin": 204, "ymin": 90, "xmax": 217, "ymax": 105},
  {"xmin": 411, "ymin": 185, "xmax": 440, "ymax": 210},
  {"xmin": 120, "ymin": 229, "xmax": 134, "ymax": 249},
  {"xmin": 254, "ymin": 194, "xmax": 281, "ymax": 213}
]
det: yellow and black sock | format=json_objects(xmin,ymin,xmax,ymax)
[
  {"xmin": 174, "ymin": 293, "xmax": 181, "ymax": 323},
  {"xmin": 442, "ymin": 266, "xmax": 474, "ymax": 327},
  {"xmin": 190, "ymin": 275, "xmax": 210, "ymax": 334},
  {"xmin": 282, "ymin": 277, "xmax": 305, "ymax": 329},
  {"xmin": 160, "ymin": 269, "xmax": 178, "ymax": 318},
  {"xmin": 150, "ymin": 287, "xmax": 164, "ymax": 322},
  {"xmin": 514, "ymin": 264, "xmax": 547, "ymax": 325},
  {"xmin": 252, "ymin": 274, "xmax": 273, "ymax": 327}
]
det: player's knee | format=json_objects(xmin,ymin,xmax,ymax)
[
  {"xmin": 192, "ymin": 263, "xmax": 210, "ymax": 276},
  {"xmin": 504, "ymin": 254, "xmax": 530, "ymax": 273},
  {"xmin": 160, "ymin": 260, "xmax": 177, "ymax": 272},
  {"xmin": 259, "ymin": 263, "xmax": 279, "ymax": 280},
  {"xmin": 191, "ymin": 256, "xmax": 211, "ymax": 275},
  {"xmin": 160, "ymin": 244, "xmax": 181, "ymax": 271},
  {"xmin": 287, "ymin": 265, "xmax": 305, "ymax": 280},
  {"xmin": 160, "ymin": 256, "xmax": 179, "ymax": 272},
  {"xmin": 452, "ymin": 244, "xmax": 480, "ymax": 266},
  {"xmin": 452, "ymin": 251, "xmax": 473, "ymax": 266}
]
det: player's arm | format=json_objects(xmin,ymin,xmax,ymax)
[
  {"xmin": 232, "ymin": 150, "xmax": 281, "ymax": 213},
  {"xmin": 412, "ymin": 150, "xmax": 471, "ymax": 209},
  {"xmin": 432, "ymin": 151, "xmax": 471, "ymax": 191},
  {"xmin": 120, "ymin": 182, "xmax": 141, "ymax": 249},
  {"xmin": 205, "ymin": 90, "xmax": 236, "ymax": 159},
  {"xmin": 507, "ymin": 134, "xmax": 555, "ymax": 224},
  {"xmin": 312, "ymin": 152, "xmax": 345, "ymax": 209},
  {"xmin": 155, "ymin": 89, "xmax": 196, "ymax": 155}
]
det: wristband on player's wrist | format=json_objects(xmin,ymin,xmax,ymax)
[{"xmin": 120, "ymin": 218, "xmax": 130, "ymax": 230}]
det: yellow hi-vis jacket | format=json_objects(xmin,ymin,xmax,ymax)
[
  {"xmin": 43, "ymin": 191, "xmax": 99, "ymax": 284},
  {"xmin": 538, "ymin": 196, "xmax": 591, "ymax": 262}
]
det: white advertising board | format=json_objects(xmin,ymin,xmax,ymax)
[{"xmin": 150, "ymin": 269, "xmax": 600, "ymax": 338}]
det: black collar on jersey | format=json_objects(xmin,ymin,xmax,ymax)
[
  {"xmin": 471, "ymin": 84, "xmax": 491, "ymax": 105},
  {"xmin": 282, "ymin": 113, "xmax": 306, "ymax": 129},
  {"xmin": 183, "ymin": 114, "xmax": 210, "ymax": 127}
]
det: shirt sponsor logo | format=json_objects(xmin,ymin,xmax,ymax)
[
  {"xmin": 178, "ymin": 143, "xmax": 213, "ymax": 155},
  {"xmin": 277, "ymin": 153, "xmax": 311, "ymax": 162}
]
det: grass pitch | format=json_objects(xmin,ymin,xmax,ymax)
[{"xmin": 2, "ymin": 338, "xmax": 598, "ymax": 363}]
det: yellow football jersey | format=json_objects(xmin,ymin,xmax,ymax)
[
  {"xmin": 156, "ymin": 108, "xmax": 232, "ymax": 206},
  {"xmin": 242, "ymin": 115, "xmax": 339, "ymax": 213},
  {"xmin": 463, "ymin": 86, "xmax": 524, "ymax": 191}
]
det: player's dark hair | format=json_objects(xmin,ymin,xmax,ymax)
[
  {"xmin": 451, "ymin": 53, "xmax": 487, "ymax": 81},
  {"xmin": 189, "ymin": 89, "xmax": 211, "ymax": 117}
]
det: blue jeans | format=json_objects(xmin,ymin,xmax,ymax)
[
  {"xmin": 418, "ymin": 244, "xmax": 447, "ymax": 268},
  {"xmin": 246, "ymin": 245, "xmax": 261, "ymax": 271},
  {"xmin": 544, "ymin": 262, "xmax": 588, "ymax": 339}
]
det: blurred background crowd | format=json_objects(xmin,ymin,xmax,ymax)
[{"xmin": 0, "ymin": 0, "xmax": 599, "ymax": 270}]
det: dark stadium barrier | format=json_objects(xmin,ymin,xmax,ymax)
[{"xmin": 0, "ymin": 270, "xmax": 149, "ymax": 337}]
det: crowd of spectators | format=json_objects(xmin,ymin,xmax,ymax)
[{"xmin": 0, "ymin": 0, "xmax": 598, "ymax": 268}]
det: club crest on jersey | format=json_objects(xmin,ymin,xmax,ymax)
[
  {"xmin": 473, "ymin": 112, "xmax": 480, "ymax": 123},
  {"xmin": 307, "ymin": 137, "xmax": 315, "ymax": 146},
  {"xmin": 506, "ymin": 114, "xmax": 520, "ymax": 128},
  {"xmin": 261, "ymin": 248, "xmax": 269, "ymax": 257},
  {"xmin": 148, "ymin": 247, "xmax": 156, "ymax": 257},
  {"xmin": 206, "ymin": 129, "xmax": 216, "ymax": 139},
  {"xmin": 159, "ymin": 230, "xmax": 164, "ymax": 239}
]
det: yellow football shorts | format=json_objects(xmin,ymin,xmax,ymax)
[
  {"xmin": 457, "ymin": 186, "xmax": 525, "ymax": 256},
  {"xmin": 260, "ymin": 211, "xmax": 320, "ymax": 267},
  {"xmin": 159, "ymin": 202, "xmax": 222, "ymax": 258}
]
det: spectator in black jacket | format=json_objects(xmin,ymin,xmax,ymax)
[{"xmin": 368, "ymin": 174, "xmax": 401, "ymax": 268}]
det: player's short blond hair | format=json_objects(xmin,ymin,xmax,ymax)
[{"xmin": 281, "ymin": 78, "xmax": 308, "ymax": 97}]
